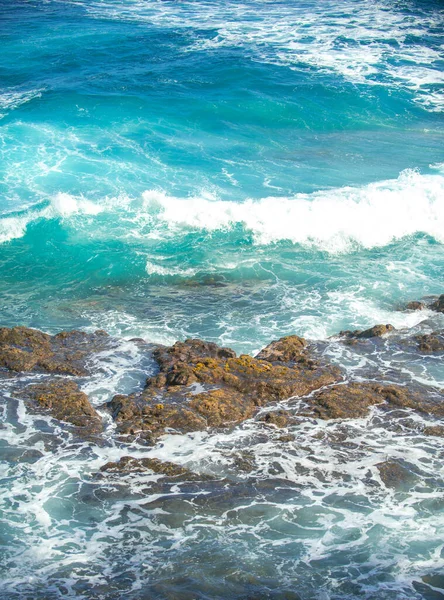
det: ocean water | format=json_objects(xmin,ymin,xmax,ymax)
[{"xmin": 0, "ymin": 0, "xmax": 444, "ymax": 598}]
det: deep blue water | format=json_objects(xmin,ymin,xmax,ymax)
[{"xmin": 0, "ymin": 1, "xmax": 443, "ymax": 598}]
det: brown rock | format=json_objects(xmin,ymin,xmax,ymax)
[
  {"xmin": 415, "ymin": 332, "xmax": 444, "ymax": 353},
  {"xmin": 255, "ymin": 335, "xmax": 310, "ymax": 364},
  {"xmin": 106, "ymin": 337, "xmax": 341, "ymax": 437},
  {"xmin": 309, "ymin": 383, "xmax": 387, "ymax": 419},
  {"xmin": 100, "ymin": 456, "xmax": 193, "ymax": 477},
  {"xmin": 340, "ymin": 324, "xmax": 395, "ymax": 340},
  {"xmin": 258, "ymin": 409, "xmax": 293, "ymax": 428},
  {"xmin": 21, "ymin": 380, "xmax": 102, "ymax": 433},
  {"xmin": 406, "ymin": 301, "xmax": 426, "ymax": 311},
  {"xmin": 431, "ymin": 294, "xmax": 444, "ymax": 313},
  {"xmin": 307, "ymin": 382, "xmax": 439, "ymax": 420},
  {"xmin": 423, "ymin": 425, "xmax": 444, "ymax": 437},
  {"xmin": 0, "ymin": 326, "xmax": 109, "ymax": 376}
]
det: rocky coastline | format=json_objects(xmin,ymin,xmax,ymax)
[{"xmin": 0, "ymin": 295, "xmax": 443, "ymax": 481}]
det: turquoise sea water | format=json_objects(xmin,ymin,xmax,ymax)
[{"xmin": 1, "ymin": 1, "xmax": 444, "ymax": 598}]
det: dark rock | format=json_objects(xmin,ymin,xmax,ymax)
[
  {"xmin": 307, "ymin": 382, "xmax": 436, "ymax": 420},
  {"xmin": 106, "ymin": 337, "xmax": 341, "ymax": 437},
  {"xmin": 431, "ymin": 294, "xmax": 444, "ymax": 313},
  {"xmin": 0, "ymin": 326, "xmax": 109, "ymax": 376},
  {"xmin": 20, "ymin": 380, "xmax": 102, "ymax": 433},
  {"xmin": 255, "ymin": 335, "xmax": 312, "ymax": 365},
  {"xmin": 340, "ymin": 324, "xmax": 395, "ymax": 340},
  {"xmin": 100, "ymin": 456, "xmax": 195, "ymax": 477},
  {"xmin": 423, "ymin": 425, "xmax": 444, "ymax": 437},
  {"xmin": 415, "ymin": 332, "xmax": 444, "ymax": 353},
  {"xmin": 258, "ymin": 409, "xmax": 293, "ymax": 428},
  {"xmin": 376, "ymin": 460, "xmax": 419, "ymax": 490},
  {"xmin": 406, "ymin": 301, "xmax": 426, "ymax": 311}
]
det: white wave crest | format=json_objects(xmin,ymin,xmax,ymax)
[
  {"xmin": 142, "ymin": 169, "xmax": 444, "ymax": 252},
  {"xmin": 0, "ymin": 193, "xmax": 102, "ymax": 243},
  {"xmin": 0, "ymin": 89, "xmax": 43, "ymax": 119}
]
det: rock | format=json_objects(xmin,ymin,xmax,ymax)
[
  {"xmin": 100, "ymin": 456, "xmax": 194, "ymax": 477},
  {"xmin": 376, "ymin": 460, "xmax": 419, "ymax": 490},
  {"xmin": 431, "ymin": 294, "xmax": 444, "ymax": 313},
  {"xmin": 0, "ymin": 326, "xmax": 109, "ymax": 376},
  {"xmin": 415, "ymin": 332, "xmax": 444, "ymax": 353},
  {"xmin": 258, "ymin": 409, "xmax": 293, "ymax": 428},
  {"xmin": 308, "ymin": 383, "xmax": 388, "ymax": 419},
  {"xmin": 20, "ymin": 380, "xmax": 102, "ymax": 433},
  {"xmin": 307, "ymin": 382, "xmax": 435, "ymax": 420},
  {"xmin": 423, "ymin": 425, "xmax": 444, "ymax": 437},
  {"xmin": 255, "ymin": 335, "xmax": 311, "ymax": 365},
  {"xmin": 406, "ymin": 301, "xmax": 426, "ymax": 311},
  {"xmin": 106, "ymin": 337, "xmax": 341, "ymax": 437},
  {"xmin": 340, "ymin": 324, "xmax": 395, "ymax": 340}
]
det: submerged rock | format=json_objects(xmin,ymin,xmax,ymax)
[
  {"xmin": 20, "ymin": 380, "xmax": 102, "ymax": 433},
  {"xmin": 0, "ymin": 326, "xmax": 109, "ymax": 375},
  {"xmin": 106, "ymin": 336, "xmax": 341, "ymax": 438},
  {"xmin": 376, "ymin": 459, "xmax": 419, "ymax": 490}
]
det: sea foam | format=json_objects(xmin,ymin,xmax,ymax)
[{"xmin": 142, "ymin": 169, "xmax": 444, "ymax": 252}]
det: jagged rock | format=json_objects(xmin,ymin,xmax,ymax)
[
  {"xmin": 255, "ymin": 335, "xmax": 312, "ymax": 365},
  {"xmin": 406, "ymin": 301, "xmax": 426, "ymax": 311},
  {"xmin": 307, "ymin": 382, "xmax": 439, "ymax": 420},
  {"xmin": 415, "ymin": 332, "xmax": 444, "ymax": 353},
  {"xmin": 20, "ymin": 380, "xmax": 102, "ymax": 433},
  {"xmin": 0, "ymin": 326, "xmax": 109, "ymax": 375},
  {"xmin": 340, "ymin": 324, "xmax": 395, "ymax": 340},
  {"xmin": 106, "ymin": 336, "xmax": 341, "ymax": 437},
  {"xmin": 431, "ymin": 294, "xmax": 444, "ymax": 313},
  {"xmin": 258, "ymin": 409, "xmax": 293, "ymax": 428},
  {"xmin": 423, "ymin": 425, "xmax": 444, "ymax": 437},
  {"xmin": 376, "ymin": 459, "xmax": 419, "ymax": 490},
  {"xmin": 100, "ymin": 456, "xmax": 195, "ymax": 477}
]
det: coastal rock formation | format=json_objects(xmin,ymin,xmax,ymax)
[
  {"xmin": 0, "ymin": 326, "xmax": 110, "ymax": 375},
  {"xmin": 339, "ymin": 324, "xmax": 395, "ymax": 340},
  {"xmin": 106, "ymin": 336, "xmax": 341, "ymax": 438},
  {"xmin": 405, "ymin": 301, "xmax": 426, "ymax": 311},
  {"xmin": 431, "ymin": 294, "xmax": 444, "ymax": 313},
  {"xmin": 415, "ymin": 332, "xmax": 444, "ymax": 353},
  {"xmin": 100, "ymin": 456, "xmax": 196, "ymax": 477},
  {"xmin": 307, "ymin": 382, "xmax": 443, "ymax": 420},
  {"xmin": 20, "ymin": 379, "xmax": 102, "ymax": 433}
]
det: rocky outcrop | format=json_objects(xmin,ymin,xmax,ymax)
[
  {"xmin": 100, "ymin": 456, "xmax": 196, "ymax": 477},
  {"xmin": 307, "ymin": 382, "xmax": 443, "ymax": 420},
  {"xmin": 0, "ymin": 326, "xmax": 109, "ymax": 375},
  {"xmin": 105, "ymin": 336, "xmax": 341, "ymax": 438},
  {"xmin": 20, "ymin": 380, "xmax": 102, "ymax": 433},
  {"xmin": 405, "ymin": 301, "xmax": 426, "ymax": 311},
  {"xmin": 339, "ymin": 324, "xmax": 395, "ymax": 340},
  {"xmin": 415, "ymin": 332, "xmax": 444, "ymax": 353},
  {"xmin": 431, "ymin": 294, "xmax": 444, "ymax": 313}
]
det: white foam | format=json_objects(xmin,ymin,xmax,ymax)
[
  {"xmin": 80, "ymin": 0, "xmax": 444, "ymax": 111},
  {"xmin": 50, "ymin": 192, "xmax": 102, "ymax": 217},
  {"xmin": 142, "ymin": 169, "xmax": 444, "ymax": 252},
  {"xmin": 0, "ymin": 193, "xmax": 102, "ymax": 243},
  {"xmin": 145, "ymin": 260, "xmax": 198, "ymax": 277},
  {"xmin": 0, "ymin": 89, "xmax": 43, "ymax": 119}
]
